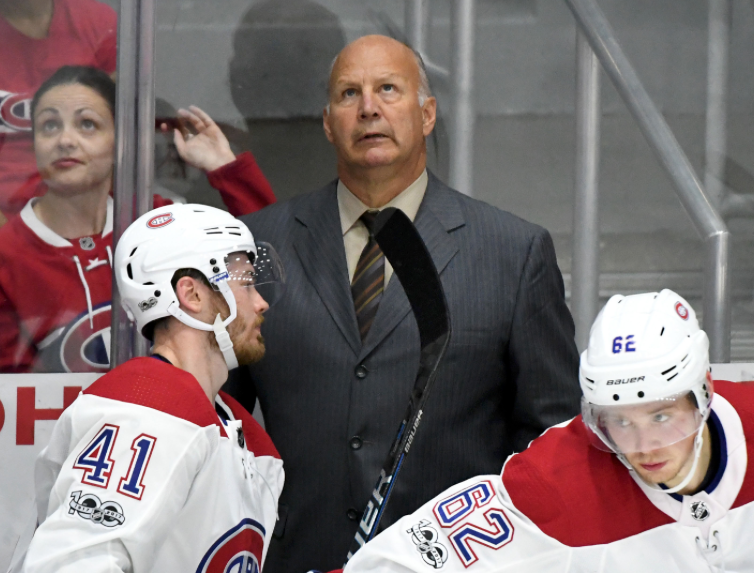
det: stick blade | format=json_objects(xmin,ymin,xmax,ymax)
[{"xmin": 372, "ymin": 208, "xmax": 450, "ymax": 349}]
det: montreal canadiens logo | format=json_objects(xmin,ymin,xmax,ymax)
[
  {"xmin": 0, "ymin": 90, "xmax": 32, "ymax": 132},
  {"xmin": 196, "ymin": 519, "xmax": 265, "ymax": 573},
  {"xmin": 60, "ymin": 304, "xmax": 112, "ymax": 373},
  {"xmin": 147, "ymin": 213, "xmax": 174, "ymax": 229},
  {"xmin": 675, "ymin": 302, "xmax": 689, "ymax": 320}
]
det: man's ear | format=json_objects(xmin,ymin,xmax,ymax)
[
  {"xmin": 323, "ymin": 106, "xmax": 335, "ymax": 144},
  {"xmin": 173, "ymin": 276, "xmax": 205, "ymax": 315},
  {"xmin": 422, "ymin": 96, "xmax": 437, "ymax": 137}
]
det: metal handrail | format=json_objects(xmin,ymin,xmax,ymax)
[{"xmin": 565, "ymin": 0, "xmax": 731, "ymax": 362}]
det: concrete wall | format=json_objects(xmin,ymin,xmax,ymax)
[{"xmin": 151, "ymin": 0, "xmax": 754, "ymax": 122}]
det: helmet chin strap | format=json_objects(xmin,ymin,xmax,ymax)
[
  {"xmin": 212, "ymin": 314, "xmax": 239, "ymax": 370},
  {"xmin": 165, "ymin": 280, "xmax": 240, "ymax": 370}
]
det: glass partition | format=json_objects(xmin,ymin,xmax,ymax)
[
  {"xmin": 151, "ymin": 0, "xmax": 754, "ymax": 360},
  {"xmin": 1, "ymin": 0, "xmax": 753, "ymax": 366},
  {"xmin": 0, "ymin": 0, "xmax": 119, "ymax": 373}
]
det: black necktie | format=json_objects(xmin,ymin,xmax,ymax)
[{"xmin": 351, "ymin": 211, "xmax": 385, "ymax": 343}]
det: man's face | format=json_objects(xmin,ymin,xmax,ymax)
[
  {"xmin": 323, "ymin": 35, "xmax": 436, "ymax": 173},
  {"xmin": 210, "ymin": 252, "xmax": 269, "ymax": 366},
  {"xmin": 624, "ymin": 434, "xmax": 697, "ymax": 489},
  {"xmin": 603, "ymin": 397, "xmax": 700, "ymax": 488}
]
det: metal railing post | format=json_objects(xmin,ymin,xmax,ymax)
[
  {"xmin": 572, "ymin": 30, "xmax": 602, "ymax": 352},
  {"xmin": 111, "ymin": 0, "xmax": 156, "ymax": 367},
  {"xmin": 404, "ymin": 0, "xmax": 450, "ymax": 80},
  {"xmin": 704, "ymin": 0, "xmax": 732, "ymax": 209},
  {"xmin": 564, "ymin": 0, "xmax": 731, "ymax": 362},
  {"xmin": 450, "ymin": 0, "xmax": 476, "ymax": 196},
  {"xmin": 706, "ymin": 231, "xmax": 731, "ymax": 361},
  {"xmin": 405, "ymin": 0, "xmax": 429, "ymax": 54},
  {"xmin": 703, "ymin": 0, "xmax": 732, "ymax": 361}
]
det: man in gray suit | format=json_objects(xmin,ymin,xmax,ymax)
[{"xmin": 234, "ymin": 34, "xmax": 580, "ymax": 573}]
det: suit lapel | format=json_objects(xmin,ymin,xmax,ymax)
[
  {"xmin": 358, "ymin": 173, "xmax": 464, "ymax": 361},
  {"xmin": 293, "ymin": 183, "xmax": 361, "ymax": 355}
]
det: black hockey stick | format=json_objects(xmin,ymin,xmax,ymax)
[{"xmin": 345, "ymin": 207, "xmax": 451, "ymax": 562}]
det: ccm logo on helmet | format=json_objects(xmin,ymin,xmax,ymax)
[
  {"xmin": 606, "ymin": 376, "xmax": 645, "ymax": 385},
  {"xmin": 146, "ymin": 213, "xmax": 174, "ymax": 229},
  {"xmin": 675, "ymin": 302, "xmax": 689, "ymax": 320}
]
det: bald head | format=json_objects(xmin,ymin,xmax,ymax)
[
  {"xmin": 322, "ymin": 33, "xmax": 437, "ymax": 207},
  {"xmin": 328, "ymin": 35, "xmax": 431, "ymax": 107}
]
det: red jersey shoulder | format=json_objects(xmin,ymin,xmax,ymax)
[
  {"xmin": 84, "ymin": 357, "xmax": 226, "ymax": 436},
  {"xmin": 502, "ymin": 417, "xmax": 673, "ymax": 547},
  {"xmin": 218, "ymin": 391, "xmax": 280, "ymax": 460},
  {"xmin": 715, "ymin": 380, "xmax": 754, "ymax": 509},
  {"xmin": 716, "ymin": 379, "xmax": 754, "ymax": 416}
]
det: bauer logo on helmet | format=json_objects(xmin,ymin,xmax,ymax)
[{"xmin": 675, "ymin": 302, "xmax": 689, "ymax": 320}]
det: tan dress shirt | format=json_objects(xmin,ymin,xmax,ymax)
[{"xmin": 337, "ymin": 170, "xmax": 428, "ymax": 286}]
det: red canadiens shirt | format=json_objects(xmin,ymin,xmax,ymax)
[
  {"xmin": 0, "ymin": 0, "xmax": 118, "ymax": 216},
  {"xmin": 0, "ymin": 153, "xmax": 275, "ymax": 373}
]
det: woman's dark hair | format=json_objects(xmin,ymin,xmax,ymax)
[{"xmin": 31, "ymin": 65, "xmax": 116, "ymax": 123}]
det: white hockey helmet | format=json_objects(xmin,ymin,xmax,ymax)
[
  {"xmin": 580, "ymin": 289, "xmax": 712, "ymax": 459},
  {"xmin": 114, "ymin": 204, "xmax": 284, "ymax": 369}
]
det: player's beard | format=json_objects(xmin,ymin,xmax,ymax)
[
  {"xmin": 231, "ymin": 314, "xmax": 266, "ymax": 366},
  {"xmin": 208, "ymin": 296, "xmax": 266, "ymax": 366}
]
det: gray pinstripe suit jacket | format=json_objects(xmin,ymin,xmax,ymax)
[{"xmin": 233, "ymin": 171, "xmax": 580, "ymax": 573}]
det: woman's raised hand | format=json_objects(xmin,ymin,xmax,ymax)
[{"xmin": 163, "ymin": 105, "xmax": 236, "ymax": 172}]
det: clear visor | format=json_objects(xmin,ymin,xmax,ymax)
[
  {"xmin": 215, "ymin": 243, "xmax": 286, "ymax": 307},
  {"xmin": 581, "ymin": 392, "xmax": 704, "ymax": 454}
]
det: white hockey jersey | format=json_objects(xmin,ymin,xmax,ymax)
[
  {"xmin": 19, "ymin": 356, "xmax": 284, "ymax": 573},
  {"xmin": 345, "ymin": 380, "xmax": 754, "ymax": 573}
]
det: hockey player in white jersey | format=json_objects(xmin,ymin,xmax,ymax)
[
  {"xmin": 15, "ymin": 204, "xmax": 286, "ymax": 573},
  {"xmin": 344, "ymin": 289, "xmax": 754, "ymax": 572}
]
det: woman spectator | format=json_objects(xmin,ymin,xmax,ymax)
[
  {"xmin": 0, "ymin": 0, "xmax": 118, "ymax": 221},
  {"xmin": 0, "ymin": 66, "xmax": 275, "ymax": 373}
]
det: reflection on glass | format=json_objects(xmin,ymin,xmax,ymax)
[
  {"xmin": 227, "ymin": 0, "xmax": 346, "ymax": 202},
  {"xmin": 0, "ymin": 67, "xmax": 117, "ymax": 373},
  {"xmin": 0, "ymin": 0, "xmax": 117, "ymax": 373},
  {"xmin": 0, "ymin": 0, "xmax": 118, "ymax": 222},
  {"xmin": 0, "ymin": 62, "xmax": 275, "ymax": 373}
]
